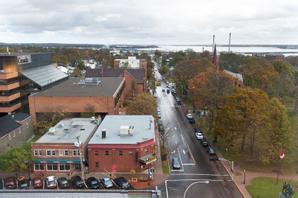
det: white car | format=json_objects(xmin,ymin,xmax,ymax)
[
  {"xmin": 186, "ymin": 113, "xmax": 193, "ymax": 119},
  {"xmin": 195, "ymin": 132, "xmax": 203, "ymax": 140}
]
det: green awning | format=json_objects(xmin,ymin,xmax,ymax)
[
  {"xmin": 139, "ymin": 154, "xmax": 157, "ymax": 165},
  {"xmin": 34, "ymin": 158, "xmax": 80, "ymax": 164}
]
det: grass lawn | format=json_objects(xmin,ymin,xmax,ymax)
[
  {"xmin": 247, "ymin": 177, "xmax": 298, "ymax": 198},
  {"xmin": 162, "ymin": 160, "xmax": 170, "ymax": 174}
]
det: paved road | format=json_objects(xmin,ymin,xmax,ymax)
[{"xmin": 154, "ymin": 66, "xmax": 243, "ymax": 197}]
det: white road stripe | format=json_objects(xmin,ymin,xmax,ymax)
[
  {"xmin": 182, "ymin": 163, "xmax": 196, "ymax": 166},
  {"xmin": 170, "ymin": 173, "xmax": 230, "ymax": 177}
]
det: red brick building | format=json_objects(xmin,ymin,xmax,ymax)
[
  {"xmin": 31, "ymin": 118, "xmax": 99, "ymax": 174},
  {"xmin": 29, "ymin": 77, "xmax": 125, "ymax": 123},
  {"xmin": 88, "ymin": 115, "xmax": 156, "ymax": 173}
]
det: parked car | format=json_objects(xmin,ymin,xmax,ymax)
[
  {"xmin": 33, "ymin": 177, "xmax": 43, "ymax": 189},
  {"xmin": 171, "ymin": 89, "xmax": 176, "ymax": 96},
  {"xmin": 71, "ymin": 175, "xmax": 85, "ymax": 189},
  {"xmin": 186, "ymin": 113, "xmax": 195, "ymax": 124},
  {"xmin": 194, "ymin": 128, "xmax": 203, "ymax": 133},
  {"xmin": 207, "ymin": 146, "xmax": 219, "ymax": 161},
  {"xmin": 57, "ymin": 177, "xmax": 70, "ymax": 189},
  {"xmin": 0, "ymin": 178, "xmax": 3, "ymax": 189},
  {"xmin": 45, "ymin": 176, "xmax": 57, "ymax": 189},
  {"xmin": 175, "ymin": 97, "xmax": 182, "ymax": 105},
  {"xmin": 100, "ymin": 177, "xmax": 114, "ymax": 189},
  {"xmin": 4, "ymin": 177, "xmax": 17, "ymax": 189},
  {"xmin": 18, "ymin": 177, "xmax": 30, "ymax": 189},
  {"xmin": 200, "ymin": 138, "xmax": 209, "ymax": 147},
  {"xmin": 114, "ymin": 177, "xmax": 133, "ymax": 190},
  {"xmin": 172, "ymin": 157, "xmax": 181, "ymax": 169},
  {"xmin": 166, "ymin": 89, "xmax": 170, "ymax": 94},
  {"xmin": 195, "ymin": 132, "xmax": 203, "ymax": 140},
  {"xmin": 86, "ymin": 177, "xmax": 100, "ymax": 189},
  {"xmin": 162, "ymin": 89, "xmax": 165, "ymax": 93}
]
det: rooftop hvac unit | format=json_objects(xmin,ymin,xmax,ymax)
[{"xmin": 119, "ymin": 125, "xmax": 134, "ymax": 136}]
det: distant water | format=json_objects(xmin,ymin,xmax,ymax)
[{"xmin": 139, "ymin": 45, "xmax": 298, "ymax": 56}]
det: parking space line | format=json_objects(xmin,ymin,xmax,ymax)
[
  {"xmin": 170, "ymin": 173, "xmax": 230, "ymax": 177},
  {"xmin": 177, "ymin": 149, "xmax": 184, "ymax": 171},
  {"xmin": 182, "ymin": 163, "xmax": 196, "ymax": 166},
  {"xmin": 165, "ymin": 178, "xmax": 233, "ymax": 182}
]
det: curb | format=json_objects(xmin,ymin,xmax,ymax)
[{"xmin": 220, "ymin": 160, "xmax": 251, "ymax": 198}]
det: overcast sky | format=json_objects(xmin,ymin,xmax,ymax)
[{"xmin": 0, "ymin": 0, "xmax": 297, "ymax": 45}]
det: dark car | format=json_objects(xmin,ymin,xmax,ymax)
[
  {"xmin": 114, "ymin": 177, "xmax": 133, "ymax": 190},
  {"xmin": 86, "ymin": 177, "xmax": 99, "ymax": 189},
  {"xmin": 45, "ymin": 176, "xmax": 57, "ymax": 189},
  {"xmin": 33, "ymin": 177, "xmax": 43, "ymax": 189},
  {"xmin": 57, "ymin": 177, "xmax": 70, "ymax": 189},
  {"xmin": 162, "ymin": 89, "xmax": 165, "ymax": 92},
  {"xmin": 200, "ymin": 138, "xmax": 208, "ymax": 147},
  {"xmin": 171, "ymin": 89, "xmax": 176, "ymax": 96},
  {"xmin": 18, "ymin": 177, "xmax": 30, "ymax": 189},
  {"xmin": 71, "ymin": 175, "xmax": 85, "ymax": 189},
  {"xmin": 194, "ymin": 128, "xmax": 203, "ymax": 133},
  {"xmin": 0, "ymin": 178, "xmax": 3, "ymax": 189},
  {"xmin": 207, "ymin": 146, "xmax": 219, "ymax": 161},
  {"xmin": 175, "ymin": 97, "xmax": 182, "ymax": 105},
  {"xmin": 100, "ymin": 177, "xmax": 114, "ymax": 189},
  {"xmin": 166, "ymin": 89, "xmax": 170, "ymax": 94},
  {"xmin": 5, "ymin": 177, "xmax": 17, "ymax": 189}
]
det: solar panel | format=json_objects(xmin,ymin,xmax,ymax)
[{"xmin": 21, "ymin": 64, "xmax": 68, "ymax": 87}]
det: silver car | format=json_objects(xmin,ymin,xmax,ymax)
[{"xmin": 172, "ymin": 157, "xmax": 181, "ymax": 169}]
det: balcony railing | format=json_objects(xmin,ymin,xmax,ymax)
[
  {"xmin": 0, "ymin": 93, "xmax": 21, "ymax": 102},
  {"xmin": 0, "ymin": 82, "xmax": 20, "ymax": 91},
  {"xmin": 0, "ymin": 72, "xmax": 19, "ymax": 80},
  {"xmin": 0, "ymin": 102, "xmax": 22, "ymax": 112}
]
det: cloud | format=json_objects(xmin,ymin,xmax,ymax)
[{"xmin": 0, "ymin": 0, "xmax": 297, "ymax": 44}]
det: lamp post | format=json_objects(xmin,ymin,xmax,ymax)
[
  {"xmin": 74, "ymin": 136, "xmax": 87, "ymax": 188},
  {"xmin": 23, "ymin": 160, "xmax": 31, "ymax": 181}
]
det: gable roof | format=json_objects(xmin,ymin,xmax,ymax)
[
  {"xmin": 0, "ymin": 115, "xmax": 21, "ymax": 138},
  {"xmin": 85, "ymin": 68, "xmax": 145, "ymax": 82}
]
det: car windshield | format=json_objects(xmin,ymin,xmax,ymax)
[
  {"xmin": 91, "ymin": 180, "xmax": 98, "ymax": 185},
  {"xmin": 34, "ymin": 179, "xmax": 41, "ymax": 184}
]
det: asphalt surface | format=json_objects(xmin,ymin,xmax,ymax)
[{"xmin": 154, "ymin": 63, "xmax": 243, "ymax": 198}]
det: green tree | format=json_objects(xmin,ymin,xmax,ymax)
[
  {"xmin": 126, "ymin": 93, "xmax": 157, "ymax": 117},
  {"xmin": 0, "ymin": 144, "xmax": 32, "ymax": 173},
  {"xmin": 159, "ymin": 65, "xmax": 169, "ymax": 76}
]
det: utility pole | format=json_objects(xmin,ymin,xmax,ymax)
[
  {"xmin": 75, "ymin": 136, "xmax": 87, "ymax": 188},
  {"xmin": 228, "ymin": 32, "xmax": 232, "ymax": 52},
  {"xmin": 212, "ymin": 35, "xmax": 215, "ymax": 52}
]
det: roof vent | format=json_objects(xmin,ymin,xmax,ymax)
[
  {"xmin": 120, "ymin": 125, "xmax": 134, "ymax": 136},
  {"xmin": 102, "ymin": 129, "xmax": 106, "ymax": 139}
]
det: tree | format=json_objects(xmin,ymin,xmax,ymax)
[
  {"xmin": 174, "ymin": 58, "xmax": 214, "ymax": 96},
  {"xmin": 126, "ymin": 93, "xmax": 157, "ymax": 117},
  {"xmin": 219, "ymin": 52, "xmax": 244, "ymax": 72},
  {"xmin": 214, "ymin": 88, "xmax": 292, "ymax": 164},
  {"xmin": 0, "ymin": 144, "xmax": 32, "ymax": 173},
  {"xmin": 240, "ymin": 57, "xmax": 279, "ymax": 96},
  {"xmin": 159, "ymin": 65, "xmax": 169, "ymax": 76},
  {"xmin": 188, "ymin": 68, "xmax": 236, "ymax": 143}
]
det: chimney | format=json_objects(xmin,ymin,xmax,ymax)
[{"xmin": 101, "ymin": 129, "xmax": 106, "ymax": 139}]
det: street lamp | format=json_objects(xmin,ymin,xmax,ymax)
[
  {"xmin": 74, "ymin": 136, "xmax": 87, "ymax": 188},
  {"xmin": 23, "ymin": 160, "xmax": 31, "ymax": 181}
]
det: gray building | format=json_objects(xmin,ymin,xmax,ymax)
[{"xmin": 0, "ymin": 112, "xmax": 33, "ymax": 152}]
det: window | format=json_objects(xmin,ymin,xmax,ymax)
[
  {"xmin": 53, "ymin": 164, "xmax": 58, "ymax": 170},
  {"xmin": 119, "ymin": 150, "xmax": 123, "ymax": 156},
  {"xmin": 51, "ymin": 150, "xmax": 56, "ymax": 156},
  {"xmin": 74, "ymin": 164, "xmax": 81, "ymax": 171},
  {"xmin": 95, "ymin": 162, "xmax": 99, "ymax": 168},
  {"xmin": 105, "ymin": 150, "xmax": 109, "ymax": 156},
  {"xmin": 95, "ymin": 150, "xmax": 99, "ymax": 156},
  {"xmin": 47, "ymin": 164, "xmax": 53, "ymax": 170},
  {"xmin": 34, "ymin": 164, "xmax": 44, "ymax": 171},
  {"xmin": 129, "ymin": 151, "xmax": 134, "ymax": 156},
  {"xmin": 34, "ymin": 149, "xmax": 42, "ymax": 156},
  {"xmin": 59, "ymin": 164, "xmax": 70, "ymax": 171},
  {"xmin": 46, "ymin": 150, "xmax": 51, "ymax": 156},
  {"xmin": 64, "ymin": 150, "xmax": 69, "ymax": 156},
  {"xmin": 73, "ymin": 150, "xmax": 77, "ymax": 156}
]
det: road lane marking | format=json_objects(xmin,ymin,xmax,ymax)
[
  {"xmin": 166, "ymin": 178, "xmax": 233, "ymax": 182},
  {"xmin": 182, "ymin": 149, "xmax": 186, "ymax": 154},
  {"xmin": 180, "ymin": 134, "xmax": 196, "ymax": 163},
  {"xmin": 182, "ymin": 163, "xmax": 196, "ymax": 166},
  {"xmin": 183, "ymin": 181, "xmax": 210, "ymax": 198}
]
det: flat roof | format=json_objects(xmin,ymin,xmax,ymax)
[
  {"xmin": 32, "ymin": 77, "xmax": 124, "ymax": 97},
  {"xmin": 88, "ymin": 115, "xmax": 155, "ymax": 145},
  {"xmin": 35, "ymin": 118, "xmax": 99, "ymax": 144}
]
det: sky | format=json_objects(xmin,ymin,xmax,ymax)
[{"xmin": 0, "ymin": 0, "xmax": 297, "ymax": 45}]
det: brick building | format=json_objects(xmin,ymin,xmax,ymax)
[
  {"xmin": 0, "ymin": 52, "xmax": 68, "ymax": 114},
  {"xmin": 0, "ymin": 112, "xmax": 33, "ymax": 152},
  {"xmin": 85, "ymin": 68, "xmax": 147, "ymax": 99},
  {"xmin": 29, "ymin": 77, "xmax": 125, "ymax": 123},
  {"xmin": 88, "ymin": 115, "xmax": 156, "ymax": 173},
  {"xmin": 32, "ymin": 118, "xmax": 99, "ymax": 174}
]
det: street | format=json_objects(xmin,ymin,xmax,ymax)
[{"xmin": 154, "ymin": 64, "xmax": 243, "ymax": 198}]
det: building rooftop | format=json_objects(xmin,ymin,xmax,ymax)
[
  {"xmin": 85, "ymin": 68, "xmax": 145, "ymax": 82},
  {"xmin": 0, "ymin": 115, "xmax": 21, "ymax": 138},
  {"xmin": 224, "ymin": 69, "xmax": 244, "ymax": 82},
  {"xmin": 35, "ymin": 118, "xmax": 99, "ymax": 144},
  {"xmin": 88, "ymin": 115, "xmax": 155, "ymax": 145},
  {"xmin": 31, "ymin": 77, "xmax": 124, "ymax": 97}
]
